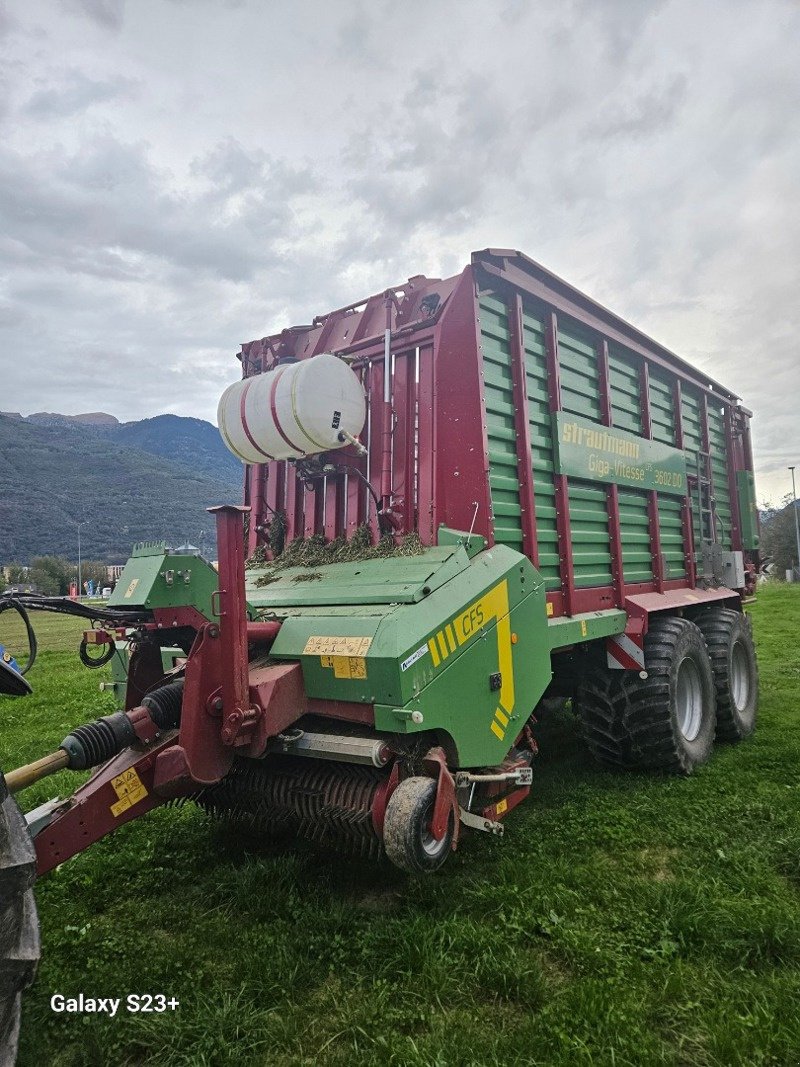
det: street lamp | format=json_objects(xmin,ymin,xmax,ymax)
[
  {"xmin": 790, "ymin": 467, "xmax": 800, "ymax": 582},
  {"xmin": 77, "ymin": 521, "xmax": 85, "ymax": 599}
]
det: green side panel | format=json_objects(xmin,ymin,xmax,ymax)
[
  {"xmin": 108, "ymin": 543, "xmax": 219, "ymax": 619},
  {"xmin": 479, "ymin": 294, "xmax": 523, "ymax": 550},
  {"xmin": 648, "ymin": 368, "xmax": 677, "ymax": 447},
  {"xmin": 546, "ymin": 608, "xmax": 626, "ymax": 650},
  {"xmin": 618, "ymin": 487, "xmax": 653, "ymax": 583},
  {"xmin": 658, "ymin": 495, "xmax": 687, "ymax": 579},
  {"xmin": 707, "ymin": 405, "xmax": 732, "ymax": 549},
  {"xmin": 522, "ymin": 301, "xmax": 561, "ymax": 592},
  {"xmin": 608, "ymin": 346, "xmax": 642, "ymax": 435},
  {"xmin": 737, "ymin": 470, "xmax": 760, "ymax": 549},
  {"xmin": 267, "ymin": 545, "xmax": 551, "ymax": 767},
  {"xmin": 568, "ymin": 480, "xmax": 613, "ymax": 588},
  {"xmin": 376, "ymin": 570, "xmax": 551, "ymax": 767},
  {"xmin": 558, "ymin": 320, "xmax": 601, "ymax": 421}
]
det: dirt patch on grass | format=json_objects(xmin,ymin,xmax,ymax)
[
  {"xmin": 348, "ymin": 889, "xmax": 403, "ymax": 914},
  {"xmin": 638, "ymin": 846, "xmax": 680, "ymax": 883}
]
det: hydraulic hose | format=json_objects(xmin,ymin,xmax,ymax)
[
  {"xmin": 78, "ymin": 637, "xmax": 115, "ymax": 669},
  {"xmin": 0, "ymin": 600, "xmax": 37, "ymax": 675}
]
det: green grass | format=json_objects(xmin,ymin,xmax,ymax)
[{"xmin": 2, "ymin": 586, "xmax": 800, "ymax": 1066}]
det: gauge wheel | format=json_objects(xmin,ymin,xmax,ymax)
[{"xmin": 383, "ymin": 776, "xmax": 454, "ymax": 874}]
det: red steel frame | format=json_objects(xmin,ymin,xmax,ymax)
[{"xmin": 239, "ymin": 249, "xmax": 756, "ymax": 620}]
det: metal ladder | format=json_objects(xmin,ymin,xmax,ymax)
[{"xmin": 695, "ymin": 450, "xmax": 716, "ymax": 544}]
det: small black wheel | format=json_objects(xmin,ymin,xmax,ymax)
[
  {"xmin": 383, "ymin": 776, "xmax": 454, "ymax": 875},
  {"xmin": 695, "ymin": 608, "xmax": 758, "ymax": 741},
  {"xmin": 0, "ymin": 774, "xmax": 40, "ymax": 1066},
  {"xmin": 577, "ymin": 616, "xmax": 716, "ymax": 775}
]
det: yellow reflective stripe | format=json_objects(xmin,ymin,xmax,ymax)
[
  {"xmin": 428, "ymin": 638, "xmax": 440, "ymax": 667},
  {"xmin": 437, "ymin": 632, "xmax": 449, "ymax": 660},
  {"xmin": 445, "ymin": 625, "xmax": 456, "ymax": 653},
  {"xmin": 490, "ymin": 721, "xmax": 505, "ymax": 741},
  {"xmin": 495, "ymin": 709, "xmax": 509, "ymax": 728}
]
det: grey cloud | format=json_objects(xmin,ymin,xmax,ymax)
[
  {"xmin": 64, "ymin": 0, "xmax": 126, "ymax": 30},
  {"xmin": 0, "ymin": 131, "xmax": 318, "ymax": 285},
  {"xmin": 193, "ymin": 137, "xmax": 318, "ymax": 200},
  {"xmin": 24, "ymin": 69, "xmax": 138, "ymax": 118},
  {"xmin": 589, "ymin": 76, "xmax": 688, "ymax": 140},
  {"xmin": 572, "ymin": 0, "xmax": 670, "ymax": 63},
  {"xmin": 0, "ymin": 4, "xmax": 19, "ymax": 38}
]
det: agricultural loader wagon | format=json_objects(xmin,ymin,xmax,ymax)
[{"xmin": 0, "ymin": 249, "xmax": 760, "ymax": 1061}]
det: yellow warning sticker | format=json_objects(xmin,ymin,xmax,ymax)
[
  {"xmin": 546, "ymin": 601, "xmax": 554, "ymax": 617},
  {"xmin": 580, "ymin": 620, "xmax": 588, "ymax": 637},
  {"xmin": 321, "ymin": 655, "xmax": 367, "ymax": 680},
  {"xmin": 109, "ymin": 767, "xmax": 148, "ymax": 818},
  {"xmin": 124, "ymin": 578, "xmax": 140, "ymax": 599},
  {"xmin": 496, "ymin": 798, "xmax": 508, "ymax": 815},
  {"xmin": 304, "ymin": 636, "xmax": 372, "ymax": 657}
]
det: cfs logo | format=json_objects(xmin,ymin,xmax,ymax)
[
  {"xmin": 426, "ymin": 581, "xmax": 515, "ymax": 742},
  {"xmin": 459, "ymin": 603, "xmax": 485, "ymax": 639}
]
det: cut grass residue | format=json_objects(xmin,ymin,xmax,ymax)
[
  {"xmin": 248, "ymin": 525, "xmax": 424, "ymax": 587},
  {"xmin": 0, "ymin": 584, "xmax": 798, "ymax": 1066}
]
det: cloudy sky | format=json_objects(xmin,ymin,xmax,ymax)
[{"xmin": 1, "ymin": 0, "xmax": 798, "ymax": 503}]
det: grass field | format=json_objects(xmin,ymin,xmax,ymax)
[{"xmin": 2, "ymin": 585, "xmax": 800, "ymax": 1067}]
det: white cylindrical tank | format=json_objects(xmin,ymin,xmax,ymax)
[{"xmin": 217, "ymin": 352, "xmax": 366, "ymax": 463}]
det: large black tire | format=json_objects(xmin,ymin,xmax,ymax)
[
  {"xmin": 383, "ymin": 777, "xmax": 454, "ymax": 875},
  {"xmin": 0, "ymin": 774, "xmax": 39, "ymax": 1067},
  {"xmin": 576, "ymin": 616, "xmax": 716, "ymax": 775},
  {"xmin": 694, "ymin": 608, "xmax": 758, "ymax": 741}
]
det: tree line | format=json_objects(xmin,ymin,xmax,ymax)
[{"xmin": 2, "ymin": 557, "xmax": 114, "ymax": 596}]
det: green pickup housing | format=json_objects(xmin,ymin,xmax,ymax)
[
  {"xmin": 247, "ymin": 540, "xmax": 552, "ymax": 768},
  {"xmin": 108, "ymin": 541, "xmax": 220, "ymax": 618}
]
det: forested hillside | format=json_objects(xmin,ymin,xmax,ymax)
[{"xmin": 0, "ymin": 414, "xmax": 242, "ymax": 563}]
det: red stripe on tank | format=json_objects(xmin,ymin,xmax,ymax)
[
  {"xmin": 269, "ymin": 367, "xmax": 306, "ymax": 455},
  {"xmin": 239, "ymin": 378, "xmax": 275, "ymax": 461}
]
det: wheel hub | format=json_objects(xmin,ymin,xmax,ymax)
[
  {"xmin": 730, "ymin": 641, "xmax": 750, "ymax": 712},
  {"xmin": 676, "ymin": 657, "xmax": 703, "ymax": 741}
]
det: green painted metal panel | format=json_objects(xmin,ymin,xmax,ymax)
[
  {"xmin": 737, "ymin": 470, "xmax": 760, "ymax": 549},
  {"xmin": 246, "ymin": 546, "xmax": 468, "ymax": 610},
  {"xmin": 617, "ymin": 487, "xmax": 654, "ymax": 583},
  {"xmin": 553, "ymin": 412, "xmax": 688, "ymax": 495},
  {"xmin": 558, "ymin": 320, "xmax": 601, "ymax": 421},
  {"xmin": 108, "ymin": 542, "xmax": 219, "ymax": 618},
  {"xmin": 522, "ymin": 302, "xmax": 561, "ymax": 591},
  {"xmin": 648, "ymin": 368, "xmax": 677, "ymax": 447},
  {"xmin": 479, "ymin": 294, "xmax": 524, "ymax": 550},
  {"xmin": 608, "ymin": 346, "xmax": 643, "ymax": 436},
  {"xmin": 658, "ymin": 494, "xmax": 687, "ymax": 578},
  {"xmin": 568, "ymin": 480, "xmax": 613, "ymax": 588},
  {"xmin": 546, "ymin": 608, "xmax": 627, "ymax": 650},
  {"xmin": 264, "ymin": 543, "xmax": 549, "ymax": 768}
]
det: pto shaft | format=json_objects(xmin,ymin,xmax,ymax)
[
  {"xmin": 5, "ymin": 750, "xmax": 70, "ymax": 793},
  {"xmin": 4, "ymin": 679, "xmax": 184, "ymax": 795}
]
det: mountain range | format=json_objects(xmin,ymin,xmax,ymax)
[{"xmin": 0, "ymin": 411, "xmax": 245, "ymax": 564}]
